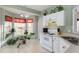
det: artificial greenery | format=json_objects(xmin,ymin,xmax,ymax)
[
  {"xmin": 5, "ymin": 28, "xmax": 15, "ymax": 39},
  {"xmin": 16, "ymin": 33, "xmax": 35, "ymax": 47},
  {"xmin": 17, "ymin": 43, "xmax": 21, "ymax": 48},
  {"xmin": 10, "ymin": 28, "xmax": 15, "ymax": 33},
  {"xmin": 56, "ymin": 5, "xmax": 64, "ymax": 12},
  {"xmin": 6, "ymin": 38, "xmax": 18, "ymax": 45},
  {"xmin": 51, "ymin": 5, "xmax": 64, "ymax": 13},
  {"xmin": 43, "ymin": 5, "xmax": 64, "ymax": 15},
  {"xmin": 30, "ymin": 33, "xmax": 35, "ymax": 35},
  {"xmin": 5, "ymin": 33, "xmax": 11, "ymax": 38},
  {"xmin": 24, "ymin": 30, "xmax": 28, "ymax": 35},
  {"xmin": 6, "ymin": 32, "xmax": 35, "ymax": 48}
]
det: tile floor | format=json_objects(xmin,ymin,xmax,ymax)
[
  {"xmin": 0, "ymin": 39, "xmax": 49, "ymax": 53},
  {"xmin": 1, "ymin": 39, "xmax": 79, "ymax": 53}
]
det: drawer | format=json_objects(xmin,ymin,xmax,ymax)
[{"xmin": 43, "ymin": 37, "xmax": 49, "ymax": 41}]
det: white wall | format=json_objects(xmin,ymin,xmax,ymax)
[
  {"xmin": 38, "ymin": 16, "xmax": 43, "ymax": 40},
  {"xmin": 32, "ymin": 16, "xmax": 38, "ymax": 39}
]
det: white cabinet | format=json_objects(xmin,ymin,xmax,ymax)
[
  {"xmin": 40, "ymin": 34, "xmax": 53, "ymax": 52},
  {"xmin": 40, "ymin": 34, "xmax": 70, "ymax": 53},
  {"xmin": 53, "ymin": 36, "xmax": 70, "ymax": 53},
  {"xmin": 43, "ymin": 16, "xmax": 49, "ymax": 26},
  {"xmin": 53, "ymin": 36, "xmax": 60, "ymax": 53},
  {"xmin": 43, "ymin": 11, "xmax": 65, "ymax": 27},
  {"xmin": 59, "ymin": 38, "xmax": 70, "ymax": 53},
  {"xmin": 49, "ymin": 13, "xmax": 57, "ymax": 22},
  {"xmin": 56, "ymin": 11, "xmax": 65, "ymax": 26}
]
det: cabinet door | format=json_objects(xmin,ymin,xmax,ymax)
[
  {"xmin": 50, "ymin": 13, "xmax": 57, "ymax": 22},
  {"xmin": 53, "ymin": 36, "xmax": 60, "ymax": 53},
  {"xmin": 43, "ymin": 16, "xmax": 49, "ymax": 26},
  {"xmin": 59, "ymin": 38, "xmax": 70, "ymax": 53},
  {"xmin": 57, "ymin": 11, "xmax": 64, "ymax": 26},
  {"xmin": 43, "ymin": 35, "xmax": 52, "ymax": 48},
  {"xmin": 40, "ymin": 34, "xmax": 43, "ymax": 45},
  {"xmin": 40, "ymin": 35, "xmax": 53, "ymax": 52}
]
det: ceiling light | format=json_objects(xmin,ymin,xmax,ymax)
[
  {"xmin": 25, "ymin": 15, "xmax": 29, "ymax": 18},
  {"xmin": 20, "ymin": 14, "xmax": 24, "ymax": 17},
  {"xmin": 20, "ymin": 14, "xmax": 29, "ymax": 18}
]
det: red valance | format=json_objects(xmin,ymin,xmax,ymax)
[
  {"xmin": 5, "ymin": 15, "xmax": 12, "ymax": 22},
  {"xmin": 5, "ymin": 15, "xmax": 33, "ymax": 23}
]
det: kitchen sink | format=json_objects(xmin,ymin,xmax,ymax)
[{"xmin": 62, "ymin": 37, "xmax": 79, "ymax": 45}]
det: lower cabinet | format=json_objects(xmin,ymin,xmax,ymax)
[
  {"xmin": 53, "ymin": 36, "xmax": 60, "ymax": 53},
  {"xmin": 40, "ymin": 34, "xmax": 53, "ymax": 52},
  {"xmin": 53, "ymin": 36, "xmax": 70, "ymax": 53},
  {"xmin": 40, "ymin": 35, "xmax": 70, "ymax": 53},
  {"xmin": 59, "ymin": 38, "xmax": 70, "ymax": 53}
]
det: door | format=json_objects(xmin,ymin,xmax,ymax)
[{"xmin": 53, "ymin": 36, "xmax": 60, "ymax": 53}]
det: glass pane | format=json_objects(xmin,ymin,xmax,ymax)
[
  {"xmin": 14, "ymin": 23, "xmax": 26, "ymax": 36},
  {"xmin": 4, "ymin": 21, "xmax": 12, "ymax": 40},
  {"xmin": 0, "ymin": 24, "xmax": 4, "ymax": 46},
  {"xmin": 0, "ymin": 25, "xmax": 2, "ymax": 43},
  {"xmin": 27, "ymin": 23, "xmax": 33, "ymax": 33}
]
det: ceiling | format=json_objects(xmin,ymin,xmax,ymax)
[
  {"xmin": 0, "ymin": 6, "xmax": 39, "ymax": 15},
  {"xmin": 22, "ymin": 5, "xmax": 53, "ymax": 12},
  {"xmin": 0, "ymin": 5, "xmax": 53, "ymax": 16}
]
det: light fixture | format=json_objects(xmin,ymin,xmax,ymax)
[
  {"xmin": 20, "ymin": 14, "xmax": 29, "ymax": 18},
  {"xmin": 25, "ymin": 15, "xmax": 29, "ymax": 18},
  {"xmin": 20, "ymin": 14, "xmax": 24, "ymax": 17}
]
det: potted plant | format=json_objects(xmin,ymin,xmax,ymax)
[
  {"xmin": 24, "ymin": 30, "xmax": 28, "ymax": 34},
  {"xmin": 6, "ymin": 31, "xmax": 35, "ymax": 48},
  {"xmin": 5, "ymin": 33, "xmax": 11, "ymax": 38},
  {"xmin": 10, "ymin": 28, "xmax": 15, "ymax": 33},
  {"xmin": 16, "ymin": 32, "xmax": 35, "ymax": 48},
  {"xmin": 23, "ymin": 30, "xmax": 28, "ymax": 44},
  {"xmin": 20, "ymin": 36, "xmax": 26, "ymax": 44},
  {"xmin": 6, "ymin": 38, "xmax": 18, "ymax": 45},
  {"xmin": 16, "ymin": 36, "xmax": 25, "ymax": 48}
]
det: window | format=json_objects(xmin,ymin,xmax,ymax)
[{"xmin": 27, "ymin": 23, "xmax": 33, "ymax": 33}]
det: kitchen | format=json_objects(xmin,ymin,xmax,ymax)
[
  {"xmin": 0, "ymin": 5, "xmax": 79, "ymax": 53},
  {"xmin": 38, "ymin": 5, "xmax": 79, "ymax": 53}
]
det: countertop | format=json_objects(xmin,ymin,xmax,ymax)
[
  {"xmin": 44, "ymin": 32, "xmax": 79, "ymax": 39},
  {"xmin": 59, "ymin": 32, "xmax": 79, "ymax": 39},
  {"xmin": 44, "ymin": 32, "xmax": 79, "ymax": 45}
]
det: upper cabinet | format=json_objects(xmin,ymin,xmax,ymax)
[
  {"xmin": 43, "ymin": 16, "xmax": 49, "ymax": 27},
  {"xmin": 43, "ymin": 11, "xmax": 65, "ymax": 27},
  {"xmin": 56, "ymin": 11, "xmax": 65, "ymax": 26}
]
